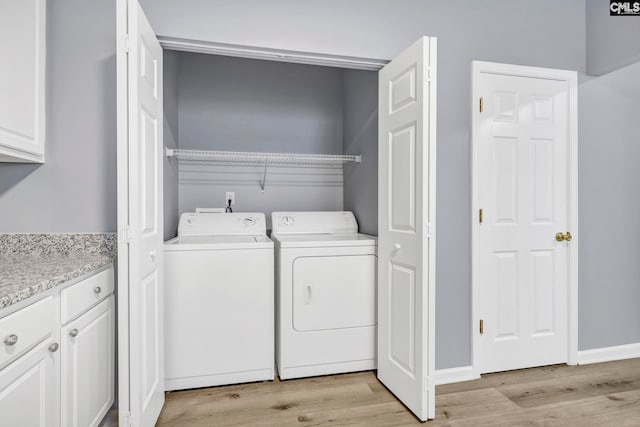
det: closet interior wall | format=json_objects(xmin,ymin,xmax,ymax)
[
  {"xmin": 164, "ymin": 51, "xmax": 377, "ymax": 233},
  {"xmin": 164, "ymin": 50, "xmax": 180, "ymax": 240},
  {"xmin": 342, "ymin": 69, "xmax": 379, "ymax": 236}
]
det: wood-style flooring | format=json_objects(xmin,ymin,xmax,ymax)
[{"xmin": 153, "ymin": 358, "xmax": 640, "ymax": 426}]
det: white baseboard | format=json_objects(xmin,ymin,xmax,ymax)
[
  {"xmin": 577, "ymin": 342, "xmax": 640, "ymax": 365},
  {"xmin": 434, "ymin": 366, "xmax": 479, "ymax": 385}
]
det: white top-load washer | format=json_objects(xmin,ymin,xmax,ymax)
[
  {"xmin": 271, "ymin": 211, "xmax": 377, "ymax": 379},
  {"xmin": 164, "ymin": 212, "xmax": 274, "ymax": 390}
]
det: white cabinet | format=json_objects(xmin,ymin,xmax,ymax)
[
  {"xmin": 0, "ymin": 337, "xmax": 59, "ymax": 427},
  {"xmin": 0, "ymin": 0, "xmax": 46, "ymax": 162},
  {"xmin": 61, "ymin": 296, "xmax": 115, "ymax": 427},
  {"xmin": 0, "ymin": 265, "xmax": 114, "ymax": 427}
]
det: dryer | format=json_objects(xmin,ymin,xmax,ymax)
[
  {"xmin": 164, "ymin": 212, "xmax": 274, "ymax": 390},
  {"xmin": 271, "ymin": 211, "xmax": 377, "ymax": 379}
]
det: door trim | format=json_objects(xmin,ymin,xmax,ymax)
[{"xmin": 471, "ymin": 61, "xmax": 578, "ymax": 377}]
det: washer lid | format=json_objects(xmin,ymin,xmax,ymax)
[
  {"xmin": 272, "ymin": 233, "xmax": 376, "ymax": 248},
  {"xmin": 164, "ymin": 234, "xmax": 273, "ymax": 250}
]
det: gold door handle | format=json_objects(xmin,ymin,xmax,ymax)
[{"xmin": 555, "ymin": 232, "xmax": 572, "ymax": 242}]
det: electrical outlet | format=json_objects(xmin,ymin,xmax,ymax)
[{"xmin": 225, "ymin": 192, "xmax": 235, "ymax": 206}]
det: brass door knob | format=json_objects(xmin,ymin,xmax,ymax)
[{"xmin": 555, "ymin": 232, "xmax": 572, "ymax": 242}]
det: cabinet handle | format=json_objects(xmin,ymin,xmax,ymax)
[
  {"xmin": 4, "ymin": 334, "xmax": 18, "ymax": 346},
  {"xmin": 69, "ymin": 328, "xmax": 79, "ymax": 338},
  {"xmin": 94, "ymin": 286, "xmax": 102, "ymax": 294},
  {"xmin": 48, "ymin": 343, "xmax": 59, "ymax": 353}
]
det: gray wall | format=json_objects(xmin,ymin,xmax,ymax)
[
  {"xmin": 178, "ymin": 53, "xmax": 344, "ymax": 154},
  {"xmin": 578, "ymin": 61, "xmax": 640, "ymax": 350},
  {"xmin": 163, "ymin": 50, "xmax": 180, "ymax": 240},
  {"xmin": 176, "ymin": 53, "xmax": 344, "ymax": 222},
  {"xmin": 0, "ymin": 0, "xmax": 116, "ymax": 232},
  {"xmin": 586, "ymin": 0, "xmax": 640, "ymax": 76},
  {"xmin": 342, "ymin": 69, "xmax": 378, "ymax": 236}
]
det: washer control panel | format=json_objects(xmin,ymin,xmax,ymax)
[{"xmin": 177, "ymin": 212, "xmax": 266, "ymax": 236}]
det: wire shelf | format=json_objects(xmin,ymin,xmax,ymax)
[
  {"xmin": 165, "ymin": 148, "xmax": 361, "ymax": 167},
  {"xmin": 165, "ymin": 148, "xmax": 361, "ymax": 190}
]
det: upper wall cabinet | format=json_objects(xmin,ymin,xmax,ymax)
[{"xmin": 0, "ymin": 0, "xmax": 46, "ymax": 163}]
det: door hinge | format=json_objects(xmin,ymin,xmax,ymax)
[
  {"xmin": 426, "ymin": 67, "xmax": 433, "ymax": 82},
  {"xmin": 424, "ymin": 377, "xmax": 434, "ymax": 391},
  {"xmin": 425, "ymin": 222, "xmax": 434, "ymax": 239},
  {"xmin": 119, "ymin": 225, "xmax": 132, "ymax": 244},
  {"xmin": 479, "ymin": 319, "xmax": 484, "ymax": 334},
  {"xmin": 479, "ymin": 96, "xmax": 484, "ymax": 113},
  {"xmin": 120, "ymin": 35, "xmax": 131, "ymax": 54},
  {"xmin": 479, "ymin": 209, "xmax": 483, "ymax": 224},
  {"xmin": 121, "ymin": 411, "xmax": 134, "ymax": 427}
]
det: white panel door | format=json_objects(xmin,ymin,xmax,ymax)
[
  {"xmin": 377, "ymin": 36, "xmax": 437, "ymax": 422},
  {"xmin": 0, "ymin": 338, "xmax": 58, "ymax": 427},
  {"xmin": 61, "ymin": 296, "xmax": 115, "ymax": 427},
  {"xmin": 117, "ymin": 0, "xmax": 164, "ymax": 426},
  {"xmin": 476, "ymin": 70, "xmax": 571, "ymax": 374}
]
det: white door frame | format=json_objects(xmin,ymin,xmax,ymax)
[{"xmin": 471, "ymin": 61, "xmax": 579, "ymax": 377}]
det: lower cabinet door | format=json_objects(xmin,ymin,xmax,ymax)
[
  {"xmin": 61, "ymin": 295, "xmax": 115, "ymax": 427},
  {"xmin": 0, "ymin": 337, "xmax": 59, "ymax": 427}
]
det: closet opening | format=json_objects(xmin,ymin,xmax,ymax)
[{"xmin": 161, "ymin": 51, "xmax": 380, "ymax": 239}]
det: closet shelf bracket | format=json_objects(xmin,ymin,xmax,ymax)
[{"xmin": 260, "ymin": 161, "xmax": 268, "ymax": 192}]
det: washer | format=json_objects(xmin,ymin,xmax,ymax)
[
  {"xmin": 164, "ymin": 212, "xmax": 274, "ymax": 390},
  {"xmin": 271, "ymin": 211, "xmax": 377, "ymax": 379}
]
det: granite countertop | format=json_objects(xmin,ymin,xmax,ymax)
[{"xmin": 0, "ymin": 234, "xmax": 116, "ymax": 310}]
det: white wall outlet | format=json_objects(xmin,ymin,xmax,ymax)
[{"xmin": 225, "ymin": 192, "xmax": 235, "ymax": 206}]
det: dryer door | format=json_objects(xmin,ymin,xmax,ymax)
[{"xmin": 293, "ymin": 255, "xmax": 376, "ymax": 331}]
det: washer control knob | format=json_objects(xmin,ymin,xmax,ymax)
[{"xmin": 243, "ymin": 216, "xmax": 256, "ymax": 226}]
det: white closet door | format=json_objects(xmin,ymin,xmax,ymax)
[
  {"xmin": 476, "ymin": 69, "xmax": 571, "ymax": 374},
  {"xmin": 377, "ymin": 36, "xmax": 437, "ymax": 422},
  {"xmin": 117, "ymin": 0, "xmax": 164, "ymax": 426}
]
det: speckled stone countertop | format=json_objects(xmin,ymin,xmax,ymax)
[{"xmin": 0, "ymin": 234, "xmax": 116, "ymax": 310}]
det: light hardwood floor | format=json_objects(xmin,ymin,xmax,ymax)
[{"xmin": 151, "ymin": 358, "xmax": 640, "ymax": 426}]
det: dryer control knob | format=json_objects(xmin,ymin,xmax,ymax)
[{"xmin": 281, "ymin": 216, "xmax": 294, "ymax": 226}]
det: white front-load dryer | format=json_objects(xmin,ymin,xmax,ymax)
[
  {"xmin": 271, "ymin": 211, "xmax": 377, "ymax": 379},
  {"xmin": 164, "ymin": 212, "xmax": 274, "ymax": 390}
]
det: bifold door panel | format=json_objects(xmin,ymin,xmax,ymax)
[
  {"xmin": 377, "ymin": 36, "xmax": 437, "ymax": 422},
  {"xmin": 117, "ymin": 0, "xmax": 165, "ymax": 425},
  {"xmin": 293, "ymin": 255, "xmax": 376, "ymax": 332}
]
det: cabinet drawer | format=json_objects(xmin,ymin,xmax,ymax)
[
  {"xmin": 61, "ymin": 267, "xmax": 114, "ymax": 324},
  {"xmin": 0, "ymin": 297, "xmax": 54, "ymax": 368}
]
